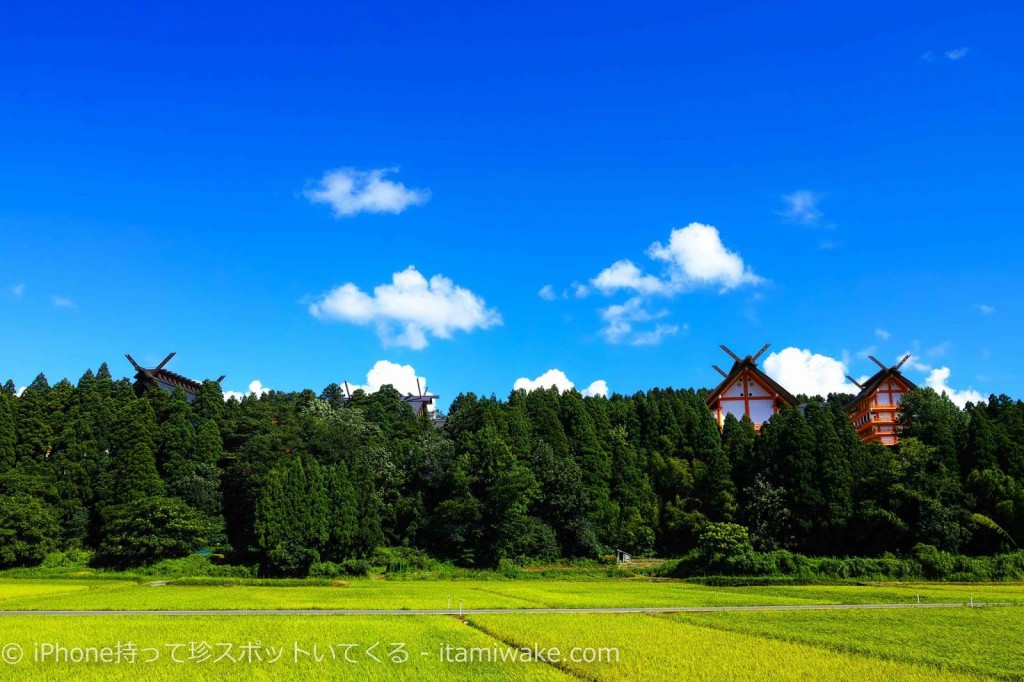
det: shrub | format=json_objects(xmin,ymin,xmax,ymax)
[{"xmin": 40, "ymin": 548, "xmax": 93, "ymax": 569}]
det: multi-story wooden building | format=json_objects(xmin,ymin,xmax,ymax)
[
  {"xmin": 706, "ymin": 344, "xmax": 798, "ymax": 430},
  {"xmin": 126, "ymin": 352, "xmax": 223, "ymax": 403},
  {"xmin": 844, "ymin": 355, "xmax": 916, "ymax": 445}
]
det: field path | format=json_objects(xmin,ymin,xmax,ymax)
[{"xmin": 0, "ymin": 601, "xmax": 1015, "ymax": 616}]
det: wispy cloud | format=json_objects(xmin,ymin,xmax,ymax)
[
  {"xmin": 778, "ymin": 190, "xmax": 824, "ymax": 225},
  {"xmin": 976, "ymin": 304, "xmax": 996, "ymax": 316},
  {"xmin": 875, "ymin": 328, "xmax": 891, "ymax": 341},
  {"xmin": 10, "ymin": 283, "xmax": 25, "ymax": 297},
  {"xmin": 51, "ymin": 295, "xmax": 76, "ymax": 309},
  {"xmin": 922, "ymin": 47, "xmax": 970, "ymax": 62},
  {"xmin": 304, "ymin": 167, "xmax": 430, "ymax": 218},
  {"xmin": 598, "ymin": 297, "xmax": 680, "ymax": 346}
]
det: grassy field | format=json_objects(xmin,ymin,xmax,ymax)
[{"xmin": 0, "ymin": 579, "xmax": 1020, "ymax": 679}]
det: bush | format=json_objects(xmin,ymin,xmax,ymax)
[
  {"xmin": 372, "ymin": 547, "xmax": 440, "ymax": 574},
  {"xmin": 40, "ymin": 548, "xmax": 93, "ymax": 569},
  {"xmin": 309, "ymin": 559, "xmax": 371, "ymax": 578},
  {"xmin": 141, "ymin": 554, "xmax": 255, "ymax": 578}
]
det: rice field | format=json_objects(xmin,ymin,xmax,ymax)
[
  {"xmin": 0, "ymin": 579, "xmax": 1020, "ymax": 679},
  {"xmin": 0, "ymin": 578, "xmax": 1020, "ymax": 611},
  {"xmin": 669, "ymin": 607, "xmax": 1024, "ymax": 678}
]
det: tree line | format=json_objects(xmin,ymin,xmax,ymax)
[{"xmin": 0, "ymin": 364, "xmax": 1022, "ymax": 575}]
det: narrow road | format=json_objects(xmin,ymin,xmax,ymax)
[{"xmin": 0, "ymin": 602, "xmax": 1014, "ymax": 616}]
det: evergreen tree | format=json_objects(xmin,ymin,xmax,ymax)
[{"xmin": 101, "ymin": 399, "xmax": 164, "ymax": 509}]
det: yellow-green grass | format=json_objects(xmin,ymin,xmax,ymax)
[
  {"xmin": 670, "ymin": 606, "xmax": 1024, "ymax": 679},
  {"xmin": 0, "ymin": 581, "xmax": 136, "ymax": 604},
  {"xmin": 467, "ymin": 613, "xmax": 978, "ymax": 681},
  {"xmin": 0, "ymin": 615, "xmax": 570, "ymax": 681},
  {"xmin": 0, "ymin": 579, "xmax": 1021, "ymax": 611}
]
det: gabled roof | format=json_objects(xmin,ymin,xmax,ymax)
[
  {"xmin": 705, "ymin": 345, "xmax": 798, "ymax": 407},
  {"xmin": 843, "ymin": 366, "xmax": 917, "ymax": 411},
  {"xmin": 125, "ymin": 352, "xmax": 222, "ymax": 398}
]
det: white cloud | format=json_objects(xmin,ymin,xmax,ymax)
[
  {"xmin": 309, "ymin": 266, "xmax": 501, "ymax": 349},
  {"xmin": 778, "ymin": 190, "xmax": 823, "ymax": 224},
  {"xmin": 925, "ymin": 367, "xmax": 984, "ymax": 408},
  {"xmin": 224, "ymin": 379, "xmax": 271, "ymax": 402},
  {"xmin": 875, "ymin": 328, "xmax": 890, "ymax": 341},
  {"xmin": 347, "ymin": 360, "xmax": 429, "ymax": 398},
  {"xmin": 572, "ymin": 282, "xmax": 590, "ymax": 299},
  {"xmin": 514, "ymin": 368, "xmax": 575, "ymax": 393},
  {"xmin": 304, "ymin": 167, "xmax": 429, "ymax": 218},
  {"xmin": 630, "ymin": 324, "xmax": 682, "ymax": 347},
  {"xmin": 976, "ymin": 304, "xmax": 995, "ymax": 316},
  {"xmin": 51, "ymin": 295, "xmax": 76, "ymax": 309},
  {"xmin": 592, "ymin": 260, "xmax": 668, "ymax": 295},
  {"xmin": 11, "ymin": 283, "xmax": 25, "ymax": 297},
  {"xmin": 591, "ymin": 223, "xmax": 763, "ymax": 297},
  {"xmin": 598, "ymin": 297, "xmax": 679, "ymax": 346},
  {"xmin": 648, "ymin": 223, "xmax": 765, "ymax": 292},
  {"xmin": 945, "ymin": 47, "xmax": 968, "ymax": 60},
  {"xmin": 513, "ymin": 368, "xmax": 608, "ymax": 397},
  {"xmin": 15, "ymin": 386, "xmax": 26, "ymax": 397},
  {"xmin": 763, "ymin": 347, "xmax": 859, "ymax": 397},
  {"xmin": 538, "ymin": 284, "xmax": 557, "ymax": 301}
]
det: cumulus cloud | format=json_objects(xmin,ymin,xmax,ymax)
[
  {"xmin": 763, "ymin": 347, "xmax": 859, "ymax": 397},
  {"xmin": 51, "ymin": 295, "xmax": 76, "ymax": 309},
  {"xmin": 513, "ymin": 369, "xmax": 608, "ymax": 397},
  {"xmin": 224, "ymin": 379, "xmax": 271, "ymax": 402},
  {"xmin": 15, "ymin": 386, "xmax": 26, "ymax": 397},
  {"xmin": 11, "ymin": 283, "xmax": 25, "ymax": 297},
  {"xmin": 538, "ymin": 284, "xmax": 558, "ymax": 301},
  {"xmin": 875, "ymin": 328, "xmax": 890, "ymax": 340},
  {"xmin": 598, "ymin": 297, "xmax": 679, "ymax": 346},
  {"xmin": 347, "ymin": 360, "xmax": 429, "ymax": 398},
  {"xmin": 592, "ymin": 223, "xmax": 763, "ymax": 297},
  {"xmin": 925, "ymin": 367, "xmax": 984, "ymax": 408},
  {"xmin": 304, "ymin": 167, "xmax": 429, "ymax": 218},
  {"xmin": 778, "ymin": 190, "xmax": 823, "ymax": 224},
  {"xmin": 309, "ymin": 266, "xmax": 501, "ymax": 349}
]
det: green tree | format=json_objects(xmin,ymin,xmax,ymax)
[
  {"xmin": 0, "ymin": 494, "xmax": 60, "ymax": 567},
  {"xmin": 98, "ymin": 497, "xmax": 212, "ymax": 566}
]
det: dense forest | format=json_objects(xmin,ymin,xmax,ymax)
[{"xmin": 1, "ymin": 363, "xmax": 1023, "ymax": 576}]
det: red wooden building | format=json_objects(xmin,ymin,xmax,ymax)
[
  {"xmin": 843, "ymin": 354, "xmax": 916, "ymax": 445},
  {"xmin": 706, "ymin": 344, "xmax": 798, "ymax": 430}
]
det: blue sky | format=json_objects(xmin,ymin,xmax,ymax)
[{"xmin": 2, "ymin": 1, "xmax": 1021, "ymax": 408}]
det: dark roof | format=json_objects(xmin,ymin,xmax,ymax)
[
  {"xmin": 705, "ymin": 357, "xmax": 798, "ymax": 407},
  {"xmin": 844, "ymin": 368, "xmax": 917, "ymax": 411},
  {"xmin": 126, "ymin": 353, "xmax": 218, "ymax": 399},
  {"xmin": 142, "ymin": 368, "xmax": 204, "ymax": 394}
]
